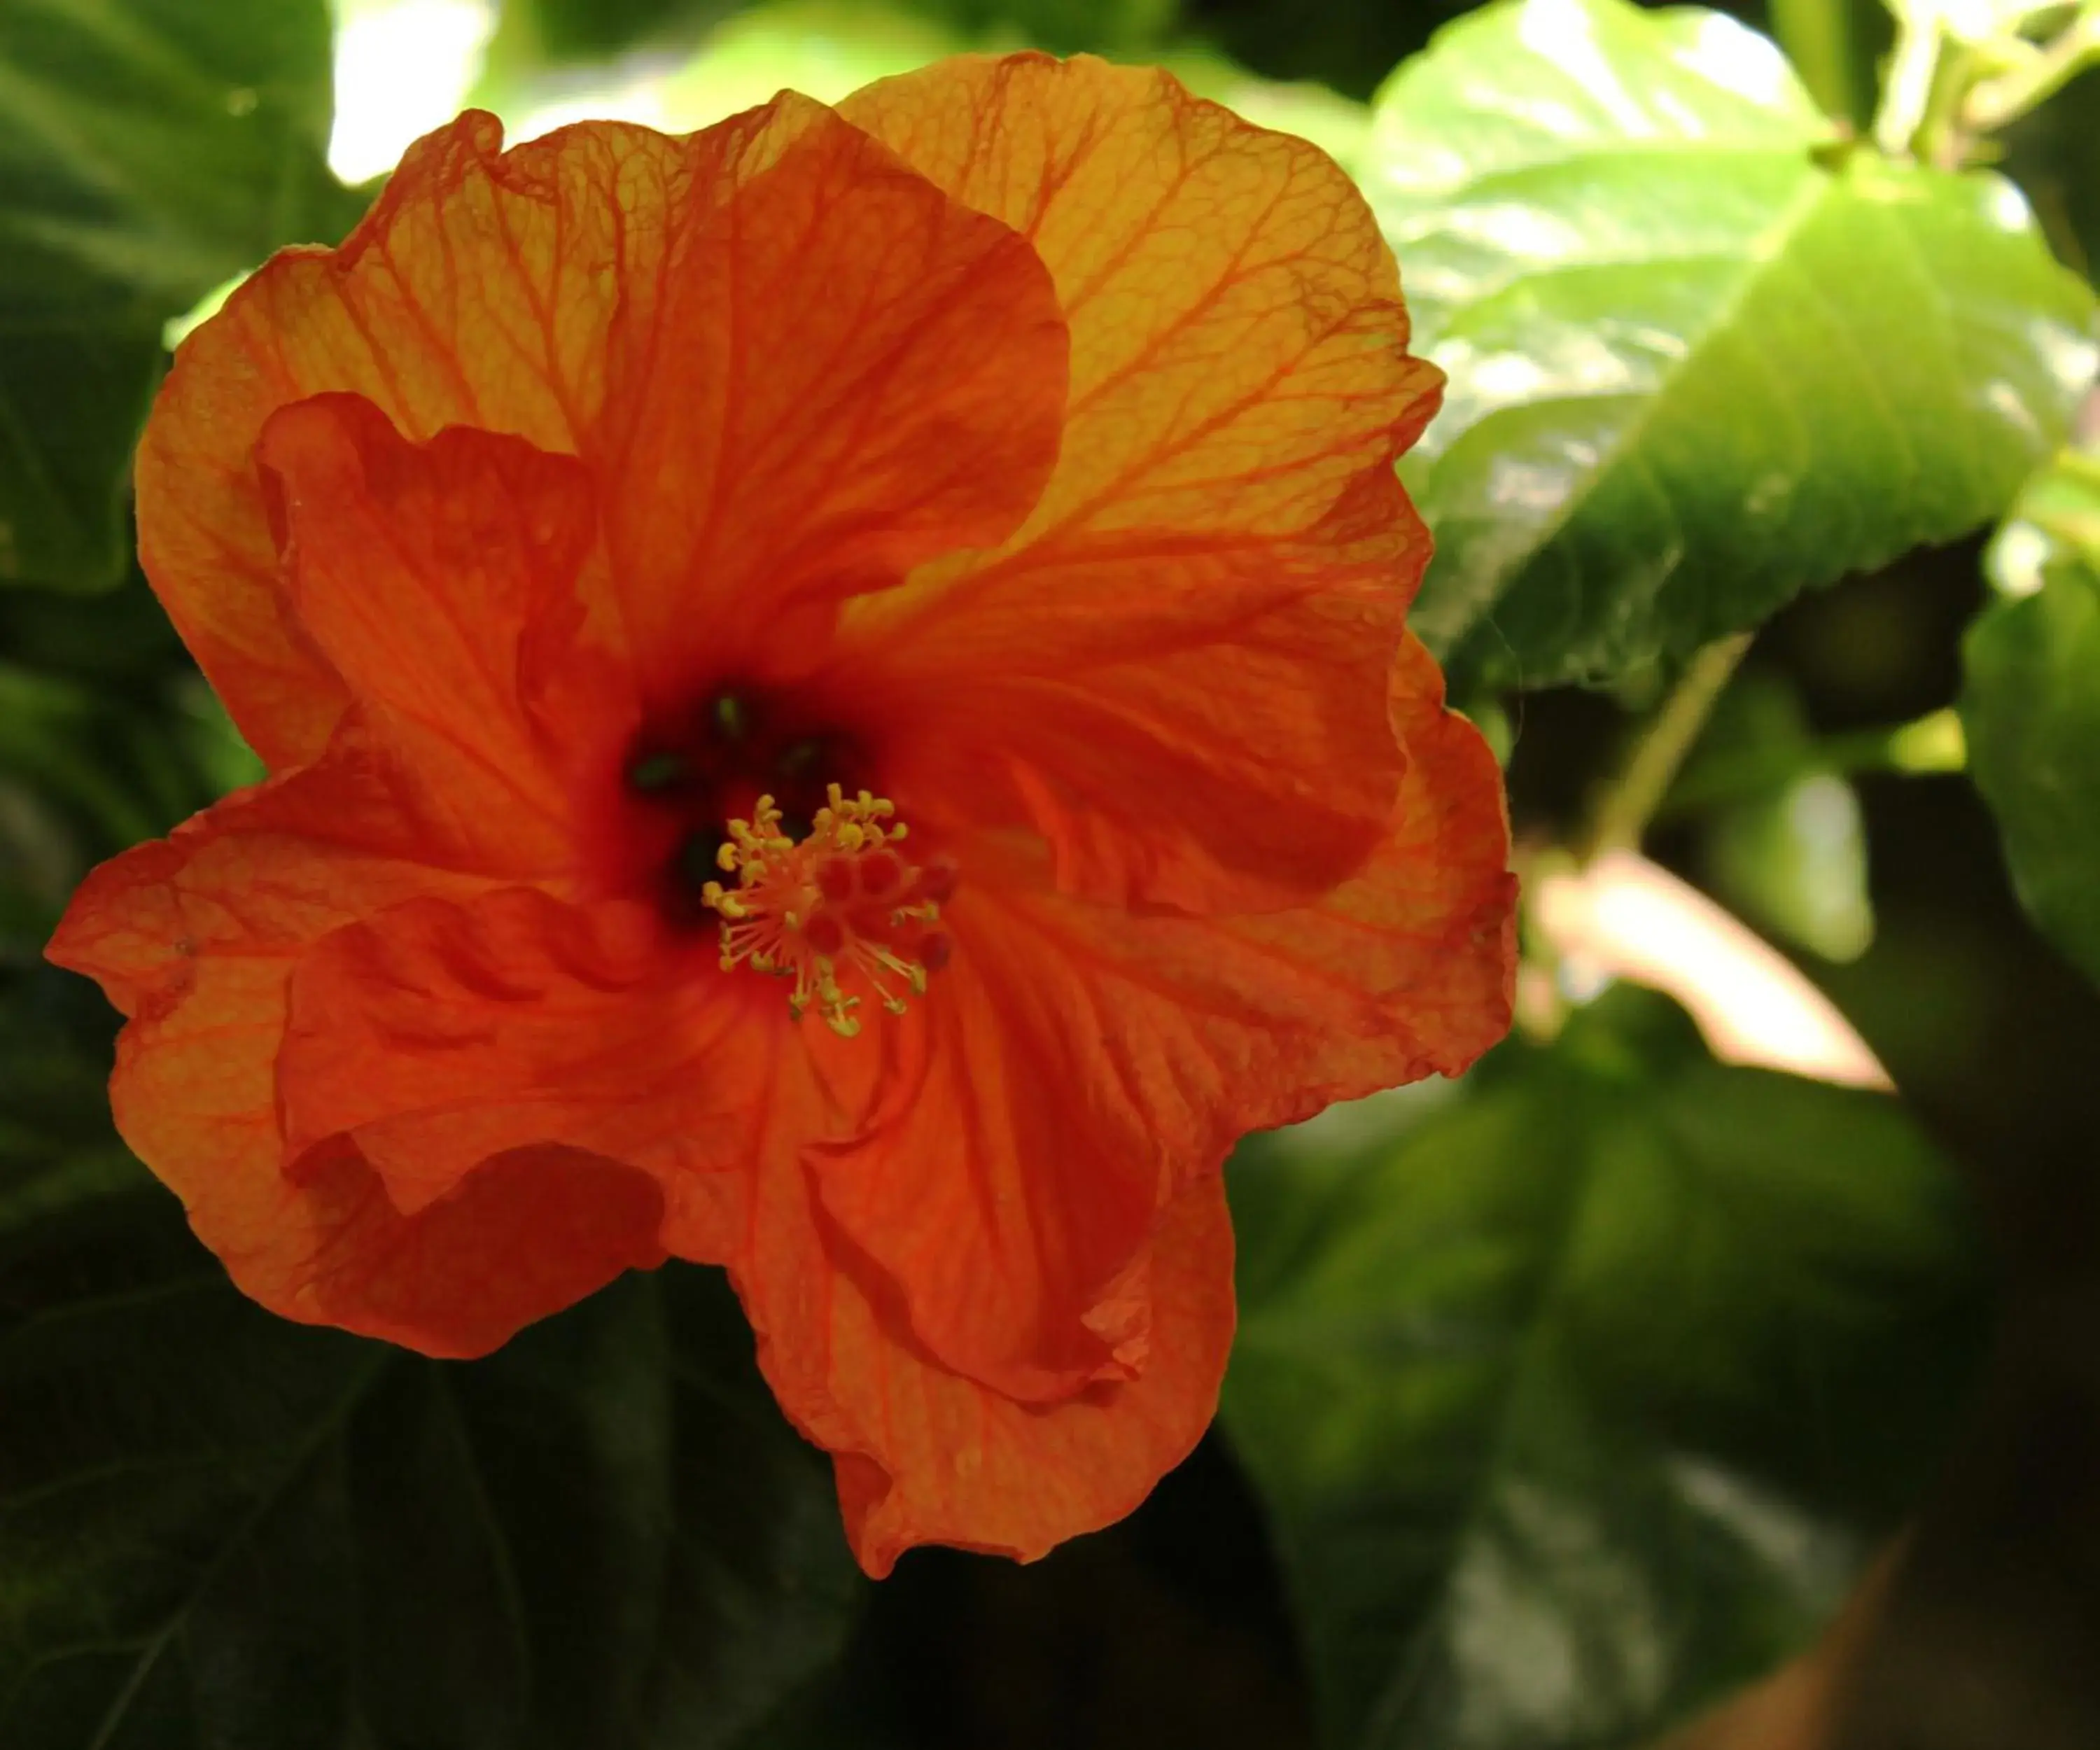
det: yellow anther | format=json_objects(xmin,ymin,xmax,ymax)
[{"xmin": 700, "ymin": 783, "xmax": 956, "ymax": 1037}]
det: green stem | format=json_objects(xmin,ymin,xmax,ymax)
[
  {"xmin": 1586, "ymin": 632, "xmax": 1756, "ymax": 858},
  {"xmin": 1964, "ymin": 8, "xmax": 2100, "ymax": 131},
  {"xmin": 1872, "ymin": 4, "xmax": 1945, "ymax": 155},
  {"xmin": 1657, "ymin": 706, "xmax": 1967, "ymax": 815}
]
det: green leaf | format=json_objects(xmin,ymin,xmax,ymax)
[
  {"xmin": 1682, "ymin": 673, "xmax": 1874, "ymax": 962},
  {"xmin": 897, "ymin": 0, "xmax": 1178, "ymax": 54},
  {"xmin": 0, "ymin": 325, "xmax": 163, "ymax": 592},
  {"xmin": 0, "ymin": 1170, "xmax": 861, "ymax": 1749},
  {"xmin": 647, "ymin": 1, "xmax": 965, "ymax": 131},
  {"xmin": 1221, "ymin": 989, "xmax": 1984, "ymax": 1750},
  {"xmin": 498, "ymin": 0, "xmax": 746, "ymax": 60},
  {"xmin": 0, "ymin": 572, "xmax": 263, "ymax": 960},
  {"xmin": 0, "ymin": 645, "xmax": 262, "ymax": 961},
  {"xmin": 1358, "ymin": 0, "xmax": 2099, "ymax": 692},
  {"xmin": 0, "ymin": 969, "xmax": 132, "ymax": 1217},
  {"xmin": 2000, "ymin": 62, "xmax": 2100, "ymax": 288},
  {"xmin": 1963, "ymin": 446, "xmax": 2100, "ymax": 988},
  {"xmin": 1705, "ymin": 767, "xmax": 1873, "ymax": 962},
  {"xmin": 0, "ymin": 0, "xmax": 357, "ymax": 590}
]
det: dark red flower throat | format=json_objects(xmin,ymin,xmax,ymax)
[
  {"xmin": 622, "ymin": 685, "xmax": 869, "ymax": 924},
  {"xmin": 617, "ymin": 683, "xmax": 956, "ymax": 1036}
]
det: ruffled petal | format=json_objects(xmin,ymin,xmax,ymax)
[
  {"xmin": 590, "ymin": 102, "xmax": 1068, "ymax": 706},
  {"xmin": 46, "ymin": 755, "xmax": 483, "ymax": 1024},
  {"xmin": 838, "ymin": 54, "xmax": 1443, "ymax": 913},
  {"xmin": 139, "ymin": 110, "xmax": 685, "ymax": 766},
  {"xmin": 277, "ymin": 886, "xmax": 762, "ymax": 1260},
  {"xmin": 983, "ymin": 636, "xmax": 1517, "ymax": 1117},
  {"xmin": 45, "ymin": 769, "xmax": 662, "ymax": 1356},
  {"xmin": 1227, "ymin": 642, "xmax": 1516, "ymax": 1086},
  {"xmin": 800, "ymin": 920, "xmax": 1169, "ymax": 1406},
  {"xmin": 734, "ymin": 1077, "xmax": 1234, "ymax": 1576},
  {"xmin": 802, "ymin": 635, "xmax": 1509, "ymax": 1406},
  {"xmin": 141, "ymin": 99, "xmax": 1065, "ymax": 767},
  {"xmin": 257, "ymin": 394, "xmax": 631, "ymax": 878}
]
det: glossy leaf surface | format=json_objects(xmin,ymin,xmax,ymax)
[
  {"xmin": 1359, "ymin": 0, "xmax": 2099, "ymax": 690},
  {"xmin": 1965, "ymin": 446, "xmax": 2100, "ymax": 988},
  {"xmin": 1222, "ymin": 991, "xmax": 1984, "ymax": 1750}
]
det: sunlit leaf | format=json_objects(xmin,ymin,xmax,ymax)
[
  {"xmin": 1359, "ymin": 0, "xmax": 2098, "ymax": 691},
  {"xmin": 0, "ymin": 1158, "xmax": 861, "ymax": 1749},
  {"xmin": 1222, "ymin": 989, "xmax": 1984, "ymax": 1750},
  {"xmin": 0, "ymin": 0, "xmax": 360, "ymax": 590},
  {"xmin": 1963, "ymin": 445, "xmax": 2100, "ymax": 988}
]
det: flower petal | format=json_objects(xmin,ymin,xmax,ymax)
[
  {"xmin": 139, "ymin": 110, "xmax": 681, "ymax": 767},
  {"xmin": 46, "ymin": 771, "xmax": 662, "ymax": 1356},
  {"xmin": 862, "ymin": 468, "xmax": 1424, "ymax": 914},
  {"xmin": 590, "ymin": 103, "xmax": 1068, "ymax": 707},
  {"xmin": 839, "ymin": 54, "xmax": 1443, "ymax": 912},
  {"xmin": 277, "ymin": 886, "xmax": 760, "ymax": 1260},
  {"xmin": 142, "ymin": 99, "xmax": 1065, "ymax": 767},
  {"xmin": 804, "ymin": 633, "xmax": 1511, "ymax": 1406},
  {"xmin": 802, "ymin": 920, "xmax": 1170, "ymax": 1406},
  {"xmin": 736, "ymin": 1081, "xmax": 1234, "ymax": 1576},
  {"xmin": 992, "ymin": 633, "xmax": 1516, "ymax": 1114},
  {"xmin": 46, "ymin": 754, "xmax": 481, "ymax": 1024},
  {"xmin": 257, "ymin": 394, "xmax": 628, "ymax": 878}
]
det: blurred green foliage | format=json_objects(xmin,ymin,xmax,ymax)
[
  {"xmin": 1965, "ymin": 443, "xmax": 2100, "ymax": 987},
  {"xmin": 1225, "ymin": 988, "xmax": 1984, "ymax": 1750},
  {"xmin": 1679, "ymin": 674, "xmax": 1875, "ymax": 962},
  {"xmin": 0, "ymin": 578, "xmax": 260, "ymax": 958},
  {"xmin": 0, "ymin": 0, "xmax": 363, "ymax": 590},
  {"xmin": 2, "ymin": 0, "xmax": 2098, "ymax": 1744}
]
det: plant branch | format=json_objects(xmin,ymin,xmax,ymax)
[
  {"xmin": 1873, "ymin": 4, "xmax": 1948, "ymax": 155},
  {"xmin": 1585, "ymin": 632, "xmax": 1755, "ymax": 858},
  {"xmin": 1964, "ymin": 6, "xmax": 2100, "ymax": 130},
  {"xmin": 1656, "ymin": 707, "xmax": 1968, "ymax": 816}
]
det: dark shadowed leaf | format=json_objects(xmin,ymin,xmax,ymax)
[
  {"xmin": 1999, "ymin": 64, "xmax": 2100, "ymax": 289},
  {"xmin": 1358, "ymin": 0, "xmax": 2097, "ymax": 691},
  {"xmin": 1964, "ymin": 444, "xmax": 2100, "ymax": 988},
  {"xmin": 0, "ymin": 580, "xmax": 265, "ymax": 960},
  {"xmin": 1222, "ymin": 988, "xmax": 1985, "ymax": 1750},
  {"xmin": 0, "ymin": 0, "xmax": 363, "ymax": 589},
  {"xmin": 0, "ymin": 1129, "xmax": 860, "ymax": 1749}
]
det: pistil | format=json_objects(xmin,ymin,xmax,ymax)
[{"xmin": 701, "ymin": 785, "xmax": 955, "ymax": 1037}]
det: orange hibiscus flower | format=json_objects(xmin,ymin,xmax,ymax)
[{"xmin": 48, "ymin": 54, "xmax": 1513, "ymax": 1575}]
